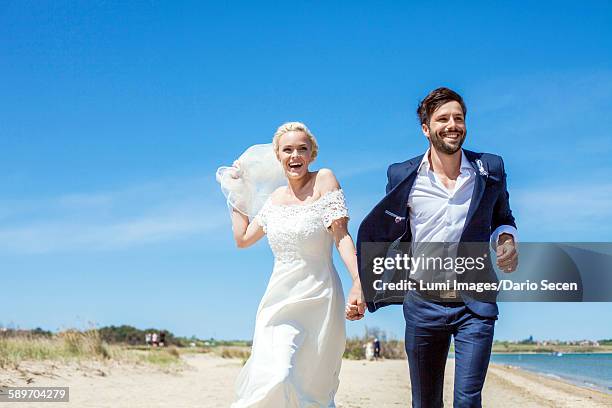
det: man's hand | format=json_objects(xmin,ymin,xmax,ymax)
[
  {"xmin": 496, "ymin": 233, "xmax": 518, "ymax": 273},
  {"xmin": 346, "ymin": 280, "xmax": 366, "ymax": 321}
]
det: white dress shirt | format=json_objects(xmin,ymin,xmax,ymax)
[{"xmin": 407, "ymin": 149, "xmax": 517, "ymax": 247}]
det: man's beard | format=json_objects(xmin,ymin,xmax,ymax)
[{"xmin": 429, "ymin": 129, "xmax": 466, "ymax": 155}]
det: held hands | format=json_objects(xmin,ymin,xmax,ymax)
[
  {"xmin": 345, "ymin": 280, "xmax": 366, "ymax": 321},
  {"xmin": 496, "ymin": 233, "xmax": 518, "ymax": 273}
]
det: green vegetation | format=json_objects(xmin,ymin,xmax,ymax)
[
  {"xmin": 344, "ymin": 326, "xmax": 406, "ymax": 360},
  {"xmin": 215, "ymin": 346, "xmax": 251, "ymax": 365},
  {"xmin": 98, "ymin": 325, "xmax": 179, "ymax": 345},
  {"xmin": 3, "ymin": 327, "xmax": 610, "ymax": 370},
  {"xmin": 491, "ymin": 340, "xmax": 612, "ymax": 354},
  {"xmin": 140, "ymin": 347, "xmax": 181, "ymax": 366},
  {"xmin": 96, "ymin": 325, "xmax": 252, "ymax": 348},
  {"xmin": 0, "ymin": 329, "xmax": 112, "ymax": 368},
  {"xmin": 0, "ymin": 329, "xmax": 181, "ymax": 369}
]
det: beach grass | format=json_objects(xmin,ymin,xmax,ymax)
[
  {"xmin": 138, "ymin": 347, "xmax": 181, "ymax": 366},
  {"xmin": 344, "ymin": 337, "xmax": 406, "ymax": 360},
  {"xmin": 216, "ymin": 346, "xmax": 251, "ymax": 360},
  {"xmin": 0, "ymin": 330, "xmax": 181, "ymax": 369},
  {"xmin": 0, "ymin": 330, "xmax": 108, "ymax": 368}
]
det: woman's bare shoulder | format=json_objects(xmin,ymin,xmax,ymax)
[{"xmin": 314, "ymin": 168, "xmax": 340, "ymax": 193}]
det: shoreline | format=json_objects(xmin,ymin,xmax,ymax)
[
  {"xmin": 487, "ymin": 353, "xmax": 612, "ymax": 395},
  {"xmin": 485, "ymin": 362, "xmax": 612, "ymax": 407},
  {"xmin": 491, "ymin": 351, "xmax": 612, "ymax": 355},
  {"xmin": 489, "ymin": 362, "xmax": 612, "ymax": 396}
]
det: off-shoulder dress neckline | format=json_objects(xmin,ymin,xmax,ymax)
[{"xmin": 267, "ymin": 189, "xmax": 343, "ymax": 208}]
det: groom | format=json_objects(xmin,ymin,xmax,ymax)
[{"xmin": 354, "ymin": 87, "xmax": 518, "ymax": 407}]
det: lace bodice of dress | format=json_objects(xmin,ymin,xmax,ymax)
[{"xmin": 255, "ymin": 189, "xmax": 349, "ymax": 263}]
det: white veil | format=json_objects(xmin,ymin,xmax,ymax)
[{"xmin": 216, "ymin": 143, "xmax": 287, "ymax": 218}]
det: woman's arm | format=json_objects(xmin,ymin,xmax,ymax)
[
  {"xmin": 226, "ymin": 160, "xmax": 265, "ymax": 248},
  {"xmin": 330, "ymin": 219, "xmax": 366, "ymax": 320},
  {"xmin": 317, "ymin": 168, "xmax": 366, "ymax": 320},
  {"xmin": 231, "ymin": 208, "xmax": 265, "ymax": 248}
]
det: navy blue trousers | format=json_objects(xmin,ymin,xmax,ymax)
[{"xmin": 403, "ymin": 293, "xmax": 495, "ymax": 408}]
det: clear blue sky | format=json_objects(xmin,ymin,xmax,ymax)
[{"xmin": 1, "ymin": 1, "xmax": 611, "ymax": 341}]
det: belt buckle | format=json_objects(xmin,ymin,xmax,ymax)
[{"xmin": 439, "ymin": 289, "xmax": 457, "ymax": 299}]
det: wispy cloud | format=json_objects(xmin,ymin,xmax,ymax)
[
  {"xmin": 469, "ymin": 69, "xmax": 612, "ymax": 148},
  {"xmin": 472, "ymin": 69, "xmax": 612, "ymax": 119},
  {"xmin": 511, "ymin": 182, "xmax": 612, "ymax": 241},
  {"xmin": 0, "ymin": 176, "xmax": 227, "ymax": 254}
]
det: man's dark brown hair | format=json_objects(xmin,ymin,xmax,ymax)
[{"xmin": 417, "ymin": 87, "xmax": 467, "ymax": 126}]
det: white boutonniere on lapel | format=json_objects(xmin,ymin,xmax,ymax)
[{"xmin": 476, "ymin": 159, "xmax": 488, "ymax": 176}]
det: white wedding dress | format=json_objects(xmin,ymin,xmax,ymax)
[{"xmin": 231, "ymin": 189, "xmax": 348, "ymax": 408}]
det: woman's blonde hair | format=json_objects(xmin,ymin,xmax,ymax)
[{"xmin": 272, "ymin": 122, "xmax": 319, "ymax": 161}]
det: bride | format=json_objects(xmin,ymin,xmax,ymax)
[{"xmin": 221, "ymin": 122, "xmax": 366, "ymax": 407}]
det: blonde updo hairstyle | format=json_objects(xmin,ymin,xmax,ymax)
[{"xmin": 272, "ymin": 122, "xmax": 319, "ymax": 162}]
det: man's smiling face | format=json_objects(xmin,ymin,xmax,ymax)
[{"xmin": 422, "ymin": 101, "xmax": 467, "ymax": 155}]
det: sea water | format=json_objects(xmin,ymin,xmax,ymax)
[{"xmin": 488, "ymin": 353, "xmax": 612, "ymax": 393}]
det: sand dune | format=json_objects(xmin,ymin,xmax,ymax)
[{"xmin": 1, "ymin": 354, "xmax": 610, "ymax": 407}]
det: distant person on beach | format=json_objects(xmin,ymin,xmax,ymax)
[
  {"xmin": 357, "ymin": 87, "xmax": 518, "ymax": 407},
  {"xmin": 145, "ymin": 332, "xmax": 151, "ymax": 346},
  {"xmin": 365, "ymin": 340, "xmax": 375, "ymax": 361},
  {"xmin": 373, "ymin": 337, "xmax": 381, "ymax": 360},
  {"xmin": 217, "ymin": 122, "xmax": 366, "ymax": 407}
]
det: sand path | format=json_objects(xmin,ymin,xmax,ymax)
[{"xmin": 1, "ymin": 354, "xmax": 610, "ymax": 407}]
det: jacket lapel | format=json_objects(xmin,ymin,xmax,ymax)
[
  {"xmin": 358, "ymin": 157, "xmax": 421, "ymax": 241},
  {"xmin": 462, "ymin": 152, "xmax": 488, "ymax": 236},
  {"xmin": 390, "ymin": 157, "xmax": 422, "ymax": 216}
]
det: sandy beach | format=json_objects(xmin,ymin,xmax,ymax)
[{"xmin": 1, "ymin": 354, "xmax": 610, "ymax": 407}]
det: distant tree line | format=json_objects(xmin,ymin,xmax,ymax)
[
  {"xmin": 0, "ymin": 327, "xmax": 53, "ymax": 338},
  {"xmin": 97, "ymin": 325, "xmax": 179, "ymax": 345}
]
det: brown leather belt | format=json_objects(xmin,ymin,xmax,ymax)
[{"xmin": 416, "ymin": 288, "xmax": 459, "ymax": 301}]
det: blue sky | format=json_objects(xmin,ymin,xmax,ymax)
[{"xmin": 1, "ymin": 1, "xmax": 611, "ymax": 341}]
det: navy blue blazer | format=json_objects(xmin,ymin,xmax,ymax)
[{"xmin": 356, "ymin": 149, "xmax": 516, "ymax": 318}]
